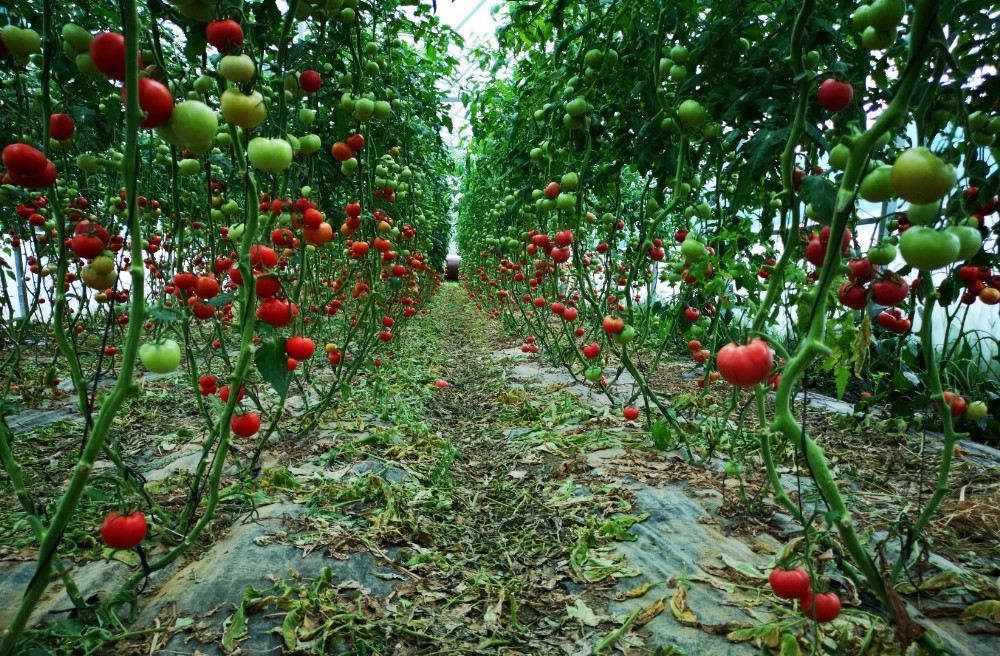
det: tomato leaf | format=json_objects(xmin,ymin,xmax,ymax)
[
  {"xmin": 650, "ymin": 420, "xmax": 671, "ymax": 450},
  {"xmin": 799, "ymin": 176, "xmax": 837, "ymax": 223},
  {"xmin": 147, "ymin": 306, "xmax": 179, "ymax": 323},
  {"xmin": 254, "ymin": 339, "xmax": 289, "ymax": 397},
  {"xmin": 960, "ymin": 600, "xmax": 1000, "ymax": 625}
]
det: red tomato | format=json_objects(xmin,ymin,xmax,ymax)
[
  {"xmin": 716, "ymin": 339, "xmax": 773, "ymax": 387},
  {"xmin": 582, "ymin": 342, "xmax": 601, "ymax": 359},
  {"xmin": 816, "ymin": 79, "xmax": 854, "ymax": 112},
  {"xmin": 602, "ymin": 315, "xmax": 624, "ymax": 334},
  {"xmin": 205, "ymin": 20, "xmax": 244, "ymax": 53},
  {"xmin": 769, "ymin": 567, "xmax": 811, "ymax": 599},
  {"xmin": 135, "ymin": 77, "xmax": 174, "ymax": 128},
  {"xmin": 231, "ymin": 412, "xmax": 261, "ymax": 437},
  {"xmin": 331, "ymin": 141, "xmax": 353, "ymax": 161},
  {"xmin": 871, "ymin": 277, "xmax": 908, "ymax": 306},
  {"xmin": 299, "ymin": 69, "xmax": 322, "ymax": 92},
  {"xmin": 2, "ymin": 143, "xmax": 47, "ymax": 175},
  {"xmin": 100, "ymin": 510, "xmax": 148, "ymax": 549},
  {"xmin": 256, "ymin": 297, "xmax": 298, "ymax": 327},
  {"xmin": 800, "ymin": 590, "xmax": 842, "ymax": 622},
  {"xmin": 347, "ymin": 133, "xmax": 365, "ymax": 152},
  {"xmin": 285, "ymin": 336, "xmax": 315, "ymax": 360},
  {"xmin": 623, "ymin": 406, "xmax": 640, "ymax": 421},
  {"xmin": 90, "ymin": 32, "xmax": 138, "ymax": 81},
  {"xmin": 50, "ymin": 113, "xmax": 75, "ymax": 140},
  {"xmin": 195, "ymin": 275, "xmax": 220, "ymax": 299}
]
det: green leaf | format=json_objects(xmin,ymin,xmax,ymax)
[
  {"xmin": 282, "ymin": 603, "xmax": 300, "ymax": 650},
  {"xmin": 222, "ymin": 603, "xmax": 248, "ymax": 651},
  {"xmin": 779, "ymin": 632, "xmax": 802, "ymax": 656},
  {"xmin": 650, "ymin": 420, "xmax": 671, "ymax": 450},
  {"xmin": 834, "ymin": 362, "xmax": 850, "ymax": 400},
  {"xmin": 254, "ymin": 340, "xmax": 289, "ymax": 397},
  {"xmin": 148, "ymin": 306, "xmax": 180, "ymax": 323},
  {"xmin": 960, "ymin": 599, "xmax": 1000, "ymax": 625},
  {"xmin": 799, "ymin": 176, "xmax": 837, "ymax": 223}
]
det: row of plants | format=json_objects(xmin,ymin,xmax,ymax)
[
  {"xmin": 0, "ymin": 0, "xmax": 457, "ymax": 652},
  {"xmin": 457, "ymin": 0, "xmax": 998, "ymax": 651}
]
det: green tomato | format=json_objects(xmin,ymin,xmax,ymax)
[
  {"xmin": 248, "ymin": 137, "xmax": 293, "ymax": 173},
  {"xmin": 61, "ymin": 23, "xmax": 93, "ymax": 53},
  {"xmin": 899, "ymin": 226, "xmax": 960, "ymax": 270},
  {"xmin": 584, "ymin": 48, "xmax": 604, "ymax": 68},
  {"xmin": 565, "ymin": 96, "xmax": 587, "ymax": 118},
  {"xmin": 681, "ymin": 236, "xmax": 707, "ymax": 261},
  {"xmin": 867, "ymin": 242, "xmax": 897, "ymax": 265},
  {"xmin": 867, "ymin": 0, "xmax": 905, "ymax": 31},
  {"xmin": 584, "ymin": 365, "xmax": 603, "ymax": 382},
  {"xmin": 859, "ymin": 165, "xmax": 894, "ymax": 202},
  {"xmin": 669, "ymin": 44, "xmax": 689, "ymax": 64},
  {"xmin": 891, "ymin": 147, "xmax": 956, "ymax": 205},
  {"xmin": 354, "ymin": 98, "xmax": 375, "ymax": 121},
  {"xmin": 946, "ymin": 224, "xmax": 982, "ymax": 261},
  {"xmin": 612, "ymin": 324, "xmax": 637, "ymax": 345},
  {"xmin": 299, "ymin": 108, "xmax": 316, "ymax": 126},
  {"xmin": 905, "ymin": 201, "xmax": 939, "ymax": 226},
  {"xmin": 828, "ymin": 143, "xmax": 850, "ymax": 171},
  {"xmin": 220, "ymin": 89, "xmax": 267, "ymax": 129},
  {"xmin": 965, "ymin": 400, "xmax": 988, "ymax": 422},
  {"xmin": 218, "ymin": 54, "xmax": 255, "ymax": 83},
  {"xmin": 861, "ymin": 26, "xmax": 895, "ymax": 50},
  {"xmin": 677, "ymin": 99, "xmax": 706, "ymax": 129},
  {"xmin": 193, "ymin": 75, "xmax": 216, "ymax": 94},
  {"xmin": 299, "ymin": 133, "xmax": 322, "ymax": 155},
  {"xmin": 561, "ymin": 171, "xmax": 579, "ymax": 190},
  {"xmin": 373, "ymin": 100, "xmax": 392, "ymax": 120},
  {"xmin": 556, "ymin": 193, "xmax": 576, "ymax": 211},
  {"xmin": 139, "ymin": 339, "xmax": 182, "ymax": 374},
  {"xmin": 168, "ymin": 100, "xmax": 218, "ymax": 153}
]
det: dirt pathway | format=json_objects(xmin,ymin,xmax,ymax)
[{"xmin": 4, "ymin": 284, "xmax": 997, "ymax": 655}]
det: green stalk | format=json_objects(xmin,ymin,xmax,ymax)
[
  {"xmin": 890, "ymin": 286, "xmax": 960, "ymax": 581},
  {"xmin": 763, "ymin": 0, "xmax": 941, "ymax": 619},
  {"xmin": 0, "ymin": 0, "xmax": 146, "ymax": 651}
]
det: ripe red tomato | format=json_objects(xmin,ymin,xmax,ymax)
[
  {"xmin": 90, "ymin": 32, "xmax": 138, "ymax": 81},
  {"xmin": 544, "ymin": 181, "xmax": 560, "ymax": 199},
  {"xmin": 299, "ymin": 69, "xmax": 322, "ymax": 92},
  {"xmin": 816, "ymin": 79, "xmax": 853, "ymax": 112},
  {"xmin": 135, "ymin": 78, "xmax": 174, "ymax": 128},
  {"xmin": 205, "ymin": 20, "xmax": 244, "ymax": 53},
  {"xmin": 871, "ymin": 277, "xmax": 908, "ymax": 306},
  {"xmin": 687, "ymin": 339, "xmax": 701, "ymax": 351},
  {"xmin": 50, "ymin": 113, "xmax": 75, "ymax": 140},
  {"xmin": 769, "ymin": 567, "xmax": 811, "ymax": 599},
  {"xmin": 623, "ymin": 406, "xmax": 640, "ymax": 421},
  {"xmin": 173, "ymin": 272, "xmax": 197, "ymax": 289},
  {"xmin": 347, "ymin": 133, "xmax": 365, "ymax": 152},
  {"xmin": 100, "ymin": 510, "xmax": 148, "ymax": 549},
  {"xmin": 331, "ymin": 141, "xmax": 353, "ymax": 161},
  {"xmin": 582, "ymin": 342, "xmax": 601, "ymax": 359},
  {"xmin": 285, "ymin": 336, "xmax": 315, "ymax": 360},
  {"xmin": 716, "ymin": 339, "xmax": 773, "ymax": 387},
  {"xmin": 683, "ymin": 306, "xmax": 700, "ymax": 322},
  {"xmin": 256, "ymin": 297, "xmax": 298, "ymax": 327},
  {"xmin": 3, "ymin": 143, "xmax": 47, "ymax": 175},
  {"xmin": 70, "ymin": 233, "xmax": 105, "ymax": 259},
  {"xmin": 231, "ymin": 412, "xmax": 261, "ymax": 437},
  {"xmin": 838, "ymin": 282, "xmax": 869, "ymax": 310},
  {"xmin": 249, "ymin": 244, "xmax": 278, "ymax": 268},
  {"xmin": 602, "ymin": 315, "xmax": 624, "ymax": 334},
  {"xmin": 800, "ymin": 590, "xmax": 842, "ymax": 622},
  {"xmin": 195, "ymin": 275, "xmax": 220, "ymax": 299}
]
